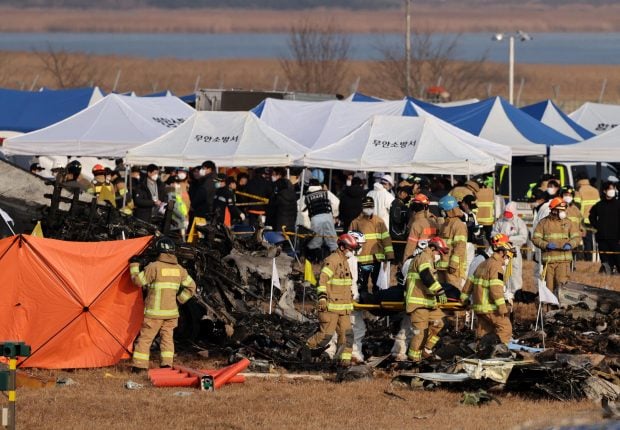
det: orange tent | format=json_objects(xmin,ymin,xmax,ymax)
[{"xmin": 0, "ymin": 235, "xmax": 152, "ymax": 369}]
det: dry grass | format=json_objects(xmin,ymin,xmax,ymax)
[
  {"xmin": 0, "ymin": 5, "xmax": 619, "ymax": 33},
  {"xmin": 0, "ymin": 51, "xmax": 618, "ymax": 110}
]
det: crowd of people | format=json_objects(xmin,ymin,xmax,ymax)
[{"xmin": 45, "ymin": 158, "xmax": 620, "ymax": 366}]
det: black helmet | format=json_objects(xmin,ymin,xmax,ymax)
[
  {"xmin": 66, "ymin": 160, "xmax": 82, "ymax": 177},
  {"xmin": 362, "ymin": 196, "xmax": 374, "ymax": 208},
  {"xmin": 156, "ymin": 237, "xmax": 176, "ymax": 254}
]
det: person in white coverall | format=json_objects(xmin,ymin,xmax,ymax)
[
  {"xmin": 390, "ymin": 257, "xmax": 414, "ymax": 360},
  {"xmin": 325, "ymin": 231, "xmax": 367, "ymax": 363},
  {"xmin": 491, "ymin": 202, "xmax": 528, "ymax": 301},
  {"xmin": 367, "ymin": 175, "xmax": 395, "ymax": 230}
]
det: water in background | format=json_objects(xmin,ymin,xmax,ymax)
[{"xmin": 0, "ymin": 32, "xmax": 618, "ymax": 64}]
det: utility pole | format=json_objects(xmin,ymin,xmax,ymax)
[{"xmin": 405, "ymin": 0, "xmax": 411, "ymax": 97}]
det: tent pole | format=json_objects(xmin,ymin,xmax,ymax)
[
  {"xmin": 123, "ymin": 164, "xmax": 130, "ymax": 208},
  {"xmin": 509, "ymin": 166, "xmax": 513, "ymax": 202}
]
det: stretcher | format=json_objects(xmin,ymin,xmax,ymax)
[{"xmin": 352, "ymin": 301, "xmax": 465, "ymax": 312}]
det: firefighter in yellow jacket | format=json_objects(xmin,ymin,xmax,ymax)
[
  {"xmin": 129, "ymin": 237, "xmax": 196, "ymax": 372},
  {"xmin": 303, "ymin": 233, "xmax": 359, "ymax": 366},
  {"xmin": 402, "ymin": 193, "xmax": 438, "ymax": 264},
  {"xmin": 405, "ymin": 236, "xmax": 449, "ymax": 362},
  {"xmin": 350, "ymin": 196, "xmax": 394, "ymax": 293},
  {"xmin": 437, "ymin": 195, "xmax": 468, "ymax": 288},
  {"xmin": 460, "ymin": 240, "xmax": 515, "ymax": 347},
  {"xmin": 532, "ymin": 197, "xmax": 580, "ymax": 294}
]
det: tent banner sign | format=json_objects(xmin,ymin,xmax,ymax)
[
  {"xmin": 371, "ymin": 139, "xmax": 417, "ymax": 149},
  {"xmin": 194, "ymin": 134, "xmax": 240, "ymax": 144},
  {"xmin": 151, "ymin": 117, "xmax": 187, "ymax": 128}
]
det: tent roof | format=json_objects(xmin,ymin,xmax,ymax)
[
  {"xmin": 411, "ymin": 97, "xmax": 578, "ymax": 156},
  {"xmin": 345, "ymin": 92, "xmax": 383, "ymax": 102},
  {"xmin": 301, "ymin": 115, "xmax": 499, "ymax": 175},
  {"xmin": 0, "ymin": 87, "xmax": 103, "ymax": 133},
  {"xmin": 126, "ymin": 111, "xmax": 306, "ymax": 167},
  {"xmin": 3, "ymin": 94, "xmax": 195, "ymax": 157},
  {"xmin": 569, "ymin": 102, "xmax": 620, "ymax": 135},
  {"xmin": 550, "ymin": 125, "xmax": 620, "ymax": 162},
  {"xmin": 521, "ymin": 100, "xmax": 594, "ymax": 140},
  {"xmin": 253, "ymin": 98, "xmax": 415, "ymax": 149}
]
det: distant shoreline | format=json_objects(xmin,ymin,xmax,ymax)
[{"xmin": 1, "ymin": 6, "xmax": 619, "ymax": 33}]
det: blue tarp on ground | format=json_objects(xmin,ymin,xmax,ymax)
[
  {"xmin": 521, "ymin": 100, "xmax": 595, "ymax": 141},
  {"xmin": 0, "ymin": 87, "xmax": 98, "ymax": 133}
]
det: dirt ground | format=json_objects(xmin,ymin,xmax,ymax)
[{"xmin": 11, "ymin": 260, "xmax": 620, "ymax": 429}]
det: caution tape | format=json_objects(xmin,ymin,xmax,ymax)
[{"xmin": 234, "ymin": 190, "xmax": 269, "ymax": 204}]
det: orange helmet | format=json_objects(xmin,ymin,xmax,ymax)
[
  {"xmin": 491, "ymin": 233, "xmax": 510, "ymax": 246},
  {"xmin": 92, "ymin": 164, "xmax": 105, "ymax": 175},
  {"xmin": 412, "ymin": 193, "xmax": 430, "ymax": 205},
  {"xmin": 428, "ymin": 236, "xmax": 449, "ymax": 255},
  {"xmin": 549, "ymin": 197, "xmax": 567, "ymax": 210},
  {"xmin": 337, "ymin": 233, "xmax": 359, "ymax": 251}
]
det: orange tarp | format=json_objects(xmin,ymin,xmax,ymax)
[{"xmin": 0, "ymin": 234, "xmax": 152, "ymax": 369}]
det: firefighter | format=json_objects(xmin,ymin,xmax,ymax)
[
  {"xmin": 129, "ymin": 237, "xmax": 196, "ymax": 372},
  {"xmin": 302, "ymin": 233, "xmax": 358, "ymax": 367},
  {"xmin": 449, "ymin": 179, "xmax": 480, "ymax": 204},
  {"xmin": 349, "ymin": 196, "xmax": 394, "ymax": 293},
  {"xmin": 562, "ymin": 186, "xmax": 584, "ymax": 258},
  {"xmin": 402, "ymin": 193, "xmax": 439, "ymax": 264},
  {"xmin": 87, "ymin": 164, "xmax": 116, "ymax": 207},
  {"xmin": 574, "ymin": 174, "xmax": 600, "ymax": 259},
  {"xmin": 475, "ymin": 175, "xmax": 496, "ymax": 239},
  {"xmin": 532, "ymin": 197, "xmax": 580, "ymax": 294},
  {"xmin": 437, "ymin": 195, "xmax": 468, "ymax": 289},
  {"xmin": 405, "ymin": 236, "xmax": 449, "ymax": 362},
  {"xmin": 460, "ymin": 239, "xmax": 515, "ymax": 350}
]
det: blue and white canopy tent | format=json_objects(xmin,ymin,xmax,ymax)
[{"xmin": 521, "ymin": 100, "xmax": 594, "ymax": 141}]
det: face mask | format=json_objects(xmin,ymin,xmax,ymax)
[
  {"xmin": 173, "ymin": 183, "xmax": 181, "ymax": 190},
  {"xmin": 149, "ymin": 174, "xmax": 159, "ymax": 182},
  {"xmin": 607, "ymin": 189, "xmax": 617, "ymax": 198},
  {"xmin": 362, "ymin": 208, "xmax": 374, "ymax": 216},
  {"xmin": 105, "ymin": 175, "xmax": 112, "ymax": 182},
  {"xmin": 503, "ymin": 211, "xmax": 514, "ymax": 220},
  {"xmin": 271, "ymin": 176, "xmax": 278, "ymax": 182},
  {"xmin": 345, "ymin": 250, "xmax": 354, "ymax": 258},
  {"xmin": 547, "ymin": 187, "xmax": 557, "ymax": 196},
  {"xmin": 346, "ymin": 179, "xmax": 352, "ymax": 187},
  {"xmin": 558, "ymin": 211, "xmax": 567, "ymax": 220},
  {"xmin": 177, "ymin": 172, "xmax": 187, "ymax": 180},
  {"xmin": 199, "ymin": 168, "xmax": 207, "ymax": 177},
  {"xmin": 215, "ymin": 182, "xmax": 223, "ymax": 189},
  {"xmin": 563, "ymin": 196, "xmax": 573, "ymax": 204},
  {"xmin": 433, "ymin": 254, "xmax": 441, "ymax": 263}
]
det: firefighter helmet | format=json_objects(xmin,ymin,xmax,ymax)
[
  {"xmin": 439, "ymin": 195, "xmax": 458, "ymax": 212},
  {"xmin": 156, "ymin": 237, "xmax": 176, "ymax": 254},
  {"xmin": 412, "ymin": 193, "xmax": 430, "ymax": 205},
  {"xmin": 66, "ymin": 160, "xmax": 82, "ymax": 177},
  {"xmin": 92, "ymin": 164, "xmax": 106, "ymax": 175},
  {"xmin": 428, "ymin": 236, "xmax": 449, "ymax": 255},
  {"xmin": 549, "ymin": 197, "xmax": 567, "ymax": 210},
  {"xmin": 337, "ymin": 233, "xmax": 359, "ymax": 251}
]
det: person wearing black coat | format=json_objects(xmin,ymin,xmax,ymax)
[
  {"xmin": 132, "ymin": 165, "xmax": 166, "ymax": 223},
  {"xmin": 589, "ymin": 181, "xmax": 620, "ymax": 273},
  {"xmin": 266, "ymin": 167, "xmax": 297, "ymax": 232},
  {"xmin": 338, "ymin": 176, "xmax": 365, "ymax": 231},
  {"xmin": 245, "ymin": 168, "xmax": 273, "ymax": 227},
  {"xmin": 190, "ymin": 160, "xmax": 217, "ymax": 220},
  {"xmin": 214, "ymin": 176, "xmax": 245, "ymax": 225}
]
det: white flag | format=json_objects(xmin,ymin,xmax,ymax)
[
  {"xmin": 0, "ymin": 208, "xmax": 14, "ymax": 226},
  {"xmin": 538, "ymin": 279, "xmax": 559, "ymax": 305},
  {"xmin": 271, "ymin": 258, "xmax": 281, "ymax": 291}
]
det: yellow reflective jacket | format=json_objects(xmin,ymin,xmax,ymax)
[
  {"xmin": 405, "ymin": 247, "xmax": 443, "ymax": 312},
  {"xmin": 460, "ymin": 252, "xmax": 506, "ymax": 314},
  {"xmin": 350, "ymin": 214, "xmax": 394, "ymax": 264},
  {"xmin": 403, "ymin": 211, "xmax": 438, "ymax": 264},
  {"xmin": 574, "ymin": 180, "xmax": 600, "ymax": 226},
  {"xmin": 532, "ymin": 214, "xmax": 580, "ymax": 263},
  {"xmin": 438, "ymin": 208, "xmax": 467, "ymax": 279},
  {"xmin": 476, "ymin": 187, "xmax": 495, "ymax": 226},
  {"xmin": 130, "ymin": 253, "xmax": 196, "ymax": 319},
  {"xmin": 317, "ymin": 248, "xmax": 353, "ymax": 315}
]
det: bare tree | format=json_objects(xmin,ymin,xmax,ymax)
[
  {"xmin": 279, "ymin": 19, "xmax": 351, "ymax": 94},
  {"xmin": 34, "ymin": 44, "xmax": 99, "ymax": 88},
  {"xmin": 373, "ymin": 31, "xmax": 493, "ymax": 100}
]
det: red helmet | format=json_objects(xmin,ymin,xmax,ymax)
[
  {"xmin": 491, "ymin": 233, "xmax": 510, "ymax": 246},
  {"xmin": 549, "ymin": 197, "xmax": 567, "ymax": 210},
  {"xmin": 92, "ymin": 164, "xmax": 105, "ymax": 174},
  {"xmin": 428, "ymin": 236, "xmax": 449, "ymax": 255},
  {"xmin": 337, "ymin": 233, "xmax": 359, "ymax": 251},
  {"xmin": 412, "ymin": 193, "xmax": 430, "ymax": 205}
]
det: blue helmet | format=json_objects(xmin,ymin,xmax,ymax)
[{"xmin": 439, "ymin": 195, "xmax": 458, "ymax": 212}]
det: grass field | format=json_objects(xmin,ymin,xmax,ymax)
[{"xmin": 11, "ymin": 261, "xmax": 620, "ymax": 429}]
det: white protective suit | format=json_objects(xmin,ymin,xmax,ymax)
[
  {"xmin": 367, "ymin": 182, "xmax": 394, "ymax": 230},
  {"xmin": 531, "ymin": 201, "xmax": 551, "ymax": 283},
  {"xmin": 325, "ymin": 253, "xmax": 366, "ymax": 362},
  {"xmin": 390, "ymin": 258, "xmax": 413, "ymax": 360},
  {"xmin": 491, "ymin": 207, "xmax": 529, "ymax": 299}
]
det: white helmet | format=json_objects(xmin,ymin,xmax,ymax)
[{"xmin": 347, "ymin": 230, "xmax": 366, "ymax": 246}]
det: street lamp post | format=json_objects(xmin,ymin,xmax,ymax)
[
  {"xmin": 492, "ymin": 31, "xmax": 532, "ymax": 105},
  {"xmin": 405, "ymin": 0, "xmax": 411, "ymax": 97}
]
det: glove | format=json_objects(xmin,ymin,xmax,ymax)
[
  {"xmin": 318, "ymin": 298, "xmax": 327, "ymax": 312},
  {"xmin": 546, "ymin": 243, "xmax": 557, "ymax": 250},
  {"xmin": 239, "ymin": 213, "xmax": 246, "ymax": 221},
  {"xmin": 437, "ymin": 293, "xmax": 448, "ymax": 305},
  {"xmin": 562, "ymin": 243, "xmax": 572, "ymax": 250}
]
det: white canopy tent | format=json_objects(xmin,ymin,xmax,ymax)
[
  {"xmin": 301, "ymin": 115, "xmax": 505, "ymax": 175},
  {"xmin": 569, "ymin": 102, "xmax": 620, "ymax": 135},
  {"xmin": 126, "ymin": 111, "xmax": 306, "ymax": 167},
  {"xmin": 3, "ymin": 94, "xmax": 195, "ymax": 158},
  {"xmin": 550, "ymin": 125, "xmax": 620, "ymax": 162}
]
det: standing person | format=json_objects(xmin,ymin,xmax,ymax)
[
  {"xmin": 190, "ymin": 160, "xmax": 217, "ymax": 221},
  {"xmin": 266, "ymin": 167, "xmax": 297, "ymax": 232},
  {"xmin": 29, "ymin": 162, "xmax": 45, "ymax": 177},
  {"xmin": 575, "ymin": 174, "xmax": 601, "ymax": 260},
  {"xmin": 214, "ymin": 176, "xmax": 245, "ymax": 226},
  {"xmin": 437, "ymin": 195, "xmax": 468, "ymax": 289},
  {"xmin": 589, "ymin": 181, "xmax": 620, "ymax": 274},
  {"xmin": 562, "ymin": 186, "xmax": 584, "ymax": 261},
  {"xmin": 165, "ymin": 174, "xmax": 189, "ymax": 238},
  {"xmin": 304, "ymin": 178, "xmax": 338, "ymax": 262},
  {"xmin": 129, "ymin": 237, "xmax": 196, "ymax": 372},
  {"xmin": 402, "ymin": 193, "xmax": 438, "ymax": 263},
  {"xmin": 532, "ymin": 197, "xmax": 580, "ymax": 294},
  {"xmin": 491, "ymin": 202, "xmax": 528, "ymax": 302},
  {"xmin": 132, "ymin": 164, "xmax": 166, "ymax": 223},
  {"xmin": 367, "ymin": 175, "xmax": 395, "ymax": 230},
  {"xmin": 460, "ymin": 240, "xmax": 515, "ymax": 353},
  {"xmin": 475, "ymin": 175, "xmax": 496, "ymax": 240},
  {"xmin": 389, "ymin": 185, "xmax": 412, "ymax": 262},
  {"xmin": 301, "ymin": 234, "xmax": 358, "ymax": 367},
  {"xmin": 449, "ymin": 179, "xmax": 479, "ymax": 203},
  {"xmin": 245, "ymin": 168, "xmax": 273, "ymax": 227},
  {"xmin": 339, "ymin": 176, "xmax": 366, "ymax": 232},
  {"xmin": 350, "ymin": 196, "xmax": 394, "ymax": 293},
  {"xmin": 88, "ymin": 164, "xmax": 116, "ymax": 207},
  {"xmin": 405, "ymin": 237, "xmax": 449, "ymax": 362}
]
